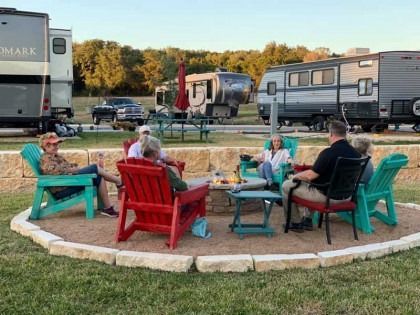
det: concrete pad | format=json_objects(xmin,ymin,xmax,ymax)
[
  {"xmin": 116, "ymin": 251, "xmax": 193, "ymax": 272},
  {"xmin": 49, "ymin": 241, "xmax": 119, "ymax": 265},
  {"xmin": 400, "ymin": 233, "xmax": 420, "ymax": 248},
  {"xmin": 253, "ymin": 253, "xmax": 320, "ymax": 271},
  {"xmin": 195, "ymin": 255, "xmax": 254, "ymax": 272},
  {"xmin": 10, "ymin": 218, "xmax": 40, "ymax": 237},
  {"xmin": 317, "ymin": 249, "xmax": 354, "ymax": 267},
  {"xmin": 29, "ymin": 230, "xmax": 63, "ymax": 249}
]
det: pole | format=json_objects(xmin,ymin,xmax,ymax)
[{"xmin": 270, "ymin": 99, "xmax": 278, "ymax": 136}]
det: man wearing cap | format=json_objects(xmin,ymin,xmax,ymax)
[
  {"xmin": 39, "ymin": 132, "xmax": 122, "ymax": 217},
  {"xmin": 127, "ymin": 125, "xmax": 181, "ymax": 176}
]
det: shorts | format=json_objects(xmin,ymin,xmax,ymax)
[{"xmin": 53, "ymin": 164, "xmax": 102, "ymax": 199}]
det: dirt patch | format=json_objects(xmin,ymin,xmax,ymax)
[{"xmin": 33, "ymin": 196, "xmax": 420, "ymax": 257}]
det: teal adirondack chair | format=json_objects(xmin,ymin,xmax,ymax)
[
  {"xmin": 21, "ymin": 143, "xmax": 100, "ymax": 220},
  {"xmin": 240, "ymin": 137, "xmax": 299, "ymax": 190},
  {"xmin": 339, "ymin": 153, "xmax": 408, "ymax": 234}
]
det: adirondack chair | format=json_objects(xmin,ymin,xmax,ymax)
[
  {"xmin": 240, "ymin": 136, "xmax": 299, "ymax": 190},
  {"xmin": 116, "ymin": 159, "xmax": 209, "ymax": 249},
  {"xmin": 122, "ymin": 137, "xmax": 186, "ymax": 177},
  {"xmin": 338, "ymin": 153, "xmax": 409, "ymax": 234},
  {"xmin": 21, "ymin": 143, "xmax": 100, "ymax": 220}
]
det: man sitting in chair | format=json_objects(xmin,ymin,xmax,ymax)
[
  {"xmin": 128, "ymin": 125, "xmax": 181, "ymax": 177},
  {"xmin": 282, "ymin": 121, "xmax": 360, "ymax": 232}
]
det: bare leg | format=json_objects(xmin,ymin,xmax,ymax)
[
  {"xmin": 97, "ymin": 166, "xmax": 122, "ymax": 186},
  {"xmin": 98, "ymin": 179, "xmax": 112, "ymax": 208}
]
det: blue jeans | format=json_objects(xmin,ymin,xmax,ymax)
[
  {"xmin": 53, "ymin": 164, "xmax": 102, "ymax": 199},
  {"xmin": 257, "ymin": 161, "xmax": 273, "ymax": 182}
]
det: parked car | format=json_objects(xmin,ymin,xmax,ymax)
[{"xmin": 91, "ymin": 97, "xmax": 145, "ymax": 125}]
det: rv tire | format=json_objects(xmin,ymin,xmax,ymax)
[
  {"xmin": 93, "ymin": 115, "xmax": 101, "ymax": 125},
  {"xmin": 410, "ymin": 98, "xmax": 420, "ymax": 116},
  {"xmin": 312, "ymin": 116, "xmax": 325, "ymax": 131},
  {"xmin": 361, "ymin": 124, "xmax": 373, "ymax": 132}
]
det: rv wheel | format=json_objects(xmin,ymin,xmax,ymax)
[
  {"xmin": 412, "ymin": 123, "xmax": 420, "ymax": 133},
  {"xmin": 312, "ymin": 116, "xmax": 325, "ymax": 131},
  {"xmin": 361, "ymin": 124, "xmax": 374, "ymax": 132}
]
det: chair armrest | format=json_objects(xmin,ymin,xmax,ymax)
[
  {"xmin": 240, "ymin": 160, "xmax": 258, "ymax": 169},
  {"xmin": 175, "ymin": 183, "xmax": 209, "ymax": 205},
  {"xmin": 37, "ymin": 174, "xmax": 97, "ymax": 187}
]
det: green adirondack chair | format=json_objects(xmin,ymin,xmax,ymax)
[
  {"xmin": 240, "ymin": 137, "xmax": 299, "ymax": 191},
  {"xmin": 21, "ymin": 143, "xmax": 100, "ymax": 220},
  {"xmin": 339, "ymin": 153, "xmax": 408, "ymax": 234}
]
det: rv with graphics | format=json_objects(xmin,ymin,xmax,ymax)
[
  {"xmin": 257, "ymin": 51, "xmax": 420, "ymax": 132},
  {"xmin": 0, "ymin": 7, "xmax": 73, "ymax": 132},
  {"xmin": 155, "ymin": 71, "xmax": 253, "ymax": 120}
]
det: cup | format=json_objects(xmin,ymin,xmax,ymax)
[{"xmin": 232, "ymin": 183, "xmax": 241, "ymax": 192}]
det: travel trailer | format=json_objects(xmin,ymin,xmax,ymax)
[
  {"xmin": 0, "ymin": 8, "xmax": 73, "ymax": 132},
  {"xmin": 155, "ymin": 72, "xmax": 253, "ymax": 121},
  {"xmin": 257, "ymin": 51, "xmax": 420, "ymax": 132}
]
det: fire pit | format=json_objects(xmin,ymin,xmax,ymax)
[{"xmin": 186, "ymin": 177, "xmax": 267, "ymax": 215}]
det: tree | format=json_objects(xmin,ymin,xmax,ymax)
[{"xmin": 303, "ymin": 47, "xmax": 331, "ymax": 62}]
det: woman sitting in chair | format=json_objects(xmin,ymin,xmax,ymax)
[
  {"xmin": 351, "ymin": 136, "xmax": 374, "ymax": 184},
  {"xmin": 39, "ymin": 132, "xmax": 122, "ymax": 217},
  {"xmin": 255, "ymin": 134, "xmax": 291, "ymax": 187},
  {"xmin": 140, "ymin": 135, "xmax": 188, "ymax": 191}
]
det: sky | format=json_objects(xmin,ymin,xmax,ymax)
[{"xmin": 2, "ymin": 0, "xmax": 420, "ymax": 54}]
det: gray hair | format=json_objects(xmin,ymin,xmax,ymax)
[
  {"xmin": 329, "ymin": 120, "xmax": 347, "ymax": 138},
  {"xmin": 140, "ymin": 135, "xmax": 161, "ymax": 158},
  {"xmin": 351, "ymin": 136, "xmax": 373, "ymax": 156}
]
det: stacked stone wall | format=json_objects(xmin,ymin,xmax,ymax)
[{"xmin": 1, "ymin": 145, "xmax": 419, "ymax": 193}]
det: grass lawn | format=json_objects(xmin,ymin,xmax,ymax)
[
  {"xmin": 72, "ymin": 96, "xmax": 262, "ymax": 125},
  {"xmin": 1, "ymin": 184, "xmax": 420, "ymax": 314}
]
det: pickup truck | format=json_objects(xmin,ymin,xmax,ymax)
[{"xmin": 91, "ymin": 97, "xmax": 145, "ymax": 125}]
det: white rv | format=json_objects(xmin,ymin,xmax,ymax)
[
  {"xmin": 257, "ymin": 51, "xmax": 420, "ymax": 132},
  {"xmin": 155, "ymin": 72, "xmax": 253, "ymax": 120},
  {"xmin": 0, "ymin": 8, "xmax": 73, "ymax": 132}
]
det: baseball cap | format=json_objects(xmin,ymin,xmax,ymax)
[
  {"xmin": 39, "ymin": 132, "xmax": 64, "ymax": 148},
  {"xmin": 139, "ymin": 125, "xmax": 151, "ymax": 134}
]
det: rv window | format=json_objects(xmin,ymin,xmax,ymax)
[
  {"xmin": 267, "ymin": 82, "xmax": 276, "ymax": 95},
  {"xmin": 359, "ymin": 60, "xmax": 373, "ymax": 67},
  {"xmin": 323, "ymin": 69, "xmax": 334, "ymax": 84},
  {"xmin": 53, "ymin": 38, "xmax": 66, "ymax": 54},
  {"xmin": 193, "ymin": 83, "xmax": 196, "ymax": 98},
  {"xmin": 289, "ymin": 73, "xmax": 299, "ymax": 87},
  {"xmin": 298, "ymin": 72, "xmax": 309, "ymax": 86},
  {"xmin": 358, "ymin": 78, "xmax": 373, "ymax": 96},
  {"xmin": 206, "ymin": 80, "xmax": 212, "ymax": 99}
]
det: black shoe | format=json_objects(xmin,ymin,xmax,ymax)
[
  {"xmin": 283, "ymin": 222, "xmax": 304, "ymax": 233},
  {"xmin": 302, "ymin": 217, "xmax": 313, "ymax": 231}
]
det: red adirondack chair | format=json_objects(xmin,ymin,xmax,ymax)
[
  {"xmin": 122, "ymin": 137, "xmax": 186, "ymax": 177},
  {"xmin": 116, "ymin": 159, "xmax": 209, "ymax": 249}
]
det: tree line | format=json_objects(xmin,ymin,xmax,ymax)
[{"xmin": 73, "ymin": 39, "xmax": 338, "ymax": 96}]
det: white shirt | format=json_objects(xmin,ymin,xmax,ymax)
[
  {"xmin": 127, "ymin": 142, "xmax": 167, "ymax": 160},
  {"xmin": 261, "ymin": 149, "xmax": 290, "ymax": 171}
]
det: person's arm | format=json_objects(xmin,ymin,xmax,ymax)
[
  {"xmin": 127, "ymin": 142, "xmax": 140, "ymax": 158},
  {"xmin": 166, "ymin": 167, "xmax": 188, "ymax": 191},
  {"xmin": 293, "ymin": 169, "xmax": 319, "ymax": 182}
]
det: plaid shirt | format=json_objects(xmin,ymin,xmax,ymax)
[{"xmin": 40, "ymin": 153, "xmax": 79, "ymax": 193}]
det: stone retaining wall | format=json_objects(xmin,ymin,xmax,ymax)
[{"xmin": 1, "ymin": 145, "xmax": 419, "ymax": 193}]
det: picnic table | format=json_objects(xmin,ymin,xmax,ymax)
[{"xmin": 151, "ymin": 117, "xmax": 210, "ymax": 142}]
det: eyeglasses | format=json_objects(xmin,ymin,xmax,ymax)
[
  {"xmin": 142, "ymin": 131, "xmax": 150, "ymax": 135},
  {"xmin": 46, "ymin": 142, "xmax": 59, "ymax": 147}
]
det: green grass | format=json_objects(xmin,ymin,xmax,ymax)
[
  {"xmin": 1, "ymin": 185, "xmax": 420, "ymax": 314},
  {"xmin": 72, "ymin": 96, "xmax": 261, "ymax": 125}
]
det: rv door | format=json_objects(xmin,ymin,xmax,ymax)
[{"xmin": 49, "ymin": 29, "xmax": 73, "ymax": 117}]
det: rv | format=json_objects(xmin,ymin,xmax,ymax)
[
  {"xmin": 155, "ymin": 72, "xmax": 253, "ymax": 121},
  {"xmin": 0, "ymin": 8, "xmax": 73, "ymax": 132},
  {"xmin": 257, "ymin": 51, "xmax": 420, "ymax": 132}
]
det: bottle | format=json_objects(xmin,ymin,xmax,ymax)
[
  {"xmin": 234, "ymin": 165, "xmax": 242, "ymax": 183},
  {"xmin": 98, "ymin": 151, "xmax": 105, "ymax": 168}
]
